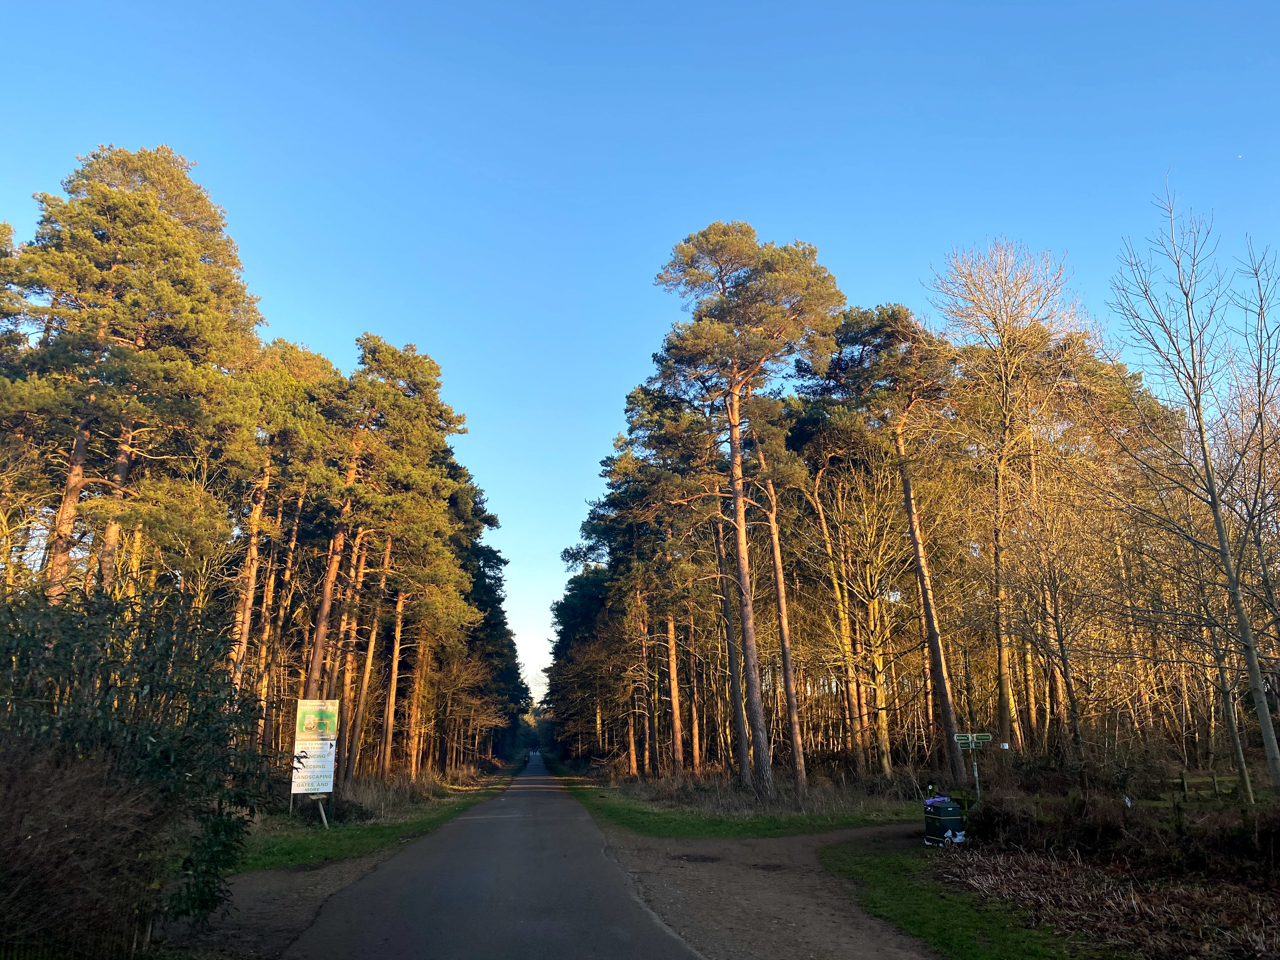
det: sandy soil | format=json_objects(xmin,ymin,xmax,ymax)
[
  {"xmin": 602, "ymin": 821, "xmax": 938, "ymax": 960},
  {"xmin": 154, "ymin": 848, "xmax": 396, "ymax": 958}
]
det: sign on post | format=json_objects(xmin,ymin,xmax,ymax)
[
  {"xmin": 954, "ymin": 732, "xmax": 992, "ymax": 750},
  {"xmin": 292, "ymin": 699, "xmax": 339, "ymax": 795}
]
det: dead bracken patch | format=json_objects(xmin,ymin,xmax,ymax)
[{"xmin": 942, "ymin": 847, "xmax": 1280, "ymax": 959}]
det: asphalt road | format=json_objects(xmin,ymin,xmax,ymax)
[{"xmin": 285, "ymin": 753, "xmax": 701, "ymax": 960}]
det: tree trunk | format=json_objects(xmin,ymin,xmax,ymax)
[
  {"xmin": 892, "ymin": 422, "xmax": 964, "ymax": 781},
  {"xmin": 665, "ymin": 614, "xmax": 684, "ymax": 775},
  {"xmin": 726, "ymin": 389, "xmax": 773, "ymax": 796},
  {"xmin": 1208, "ymin": 627, "xmax": 1255, "ymax": 804},
  {"xmin": 305, "ymin": 523, "xmax": 348, "ymax": 699},
  {"xmin": 636, "ymin": 598, "xmax": 659, "ymax": 776},
  {"xmin": 920, "ymin": 604, "xmax": 934, "ymax": 733},
  {"xmin": 846, "ymin": 554, "xmax": 872, "ymax": 757},
  {"xmin": 993, "ymin": 455, "xmax": 1019, "ymax": 749},
  {"xmin": 46, "ymin": 414, "xmax": 93, "ymax": 602},
  {"xmin": 762, "ymin": 473, "xmax": 806, "ymax": 796},
  {"xmin": 715, "ymin": 518, "xmax": 752, "ymax": 788},
  {"xmin": 304, "ymin": 443, "xmax": 362, "ymax": 699},
  {"xmin": 122, "ymin": 525, "xmax": 143, "ymax": 598},
  {"xmin": 688, "ymin": 607, "xmax": 701, "ymax": 776},
  {"xmin": 1196, "ymin": 421, "xmax": 1280, "ymax": 789},
  {"xmin": 336, "ymin": 532, "xmax": 370, "ymax": 783},
  {"xmin": 838, "ymin": 667, "xmax": 855, "ymax": 754},
  {"xmin": 627, "ymin": 706, "xmax": 638, "ymax": 776},
  {"xmin": 811, "ymin": 471, "xmax": 864, "ymax": 769},
  {"xmin": 324, "ymin": 534, "xmax": 358, "ymax": 702},
  {"xmin": 1049, "ymin": 659, "xmax": 1068, "ymax": 746},
  {"xmin": 231, "ymin": 457, "xmax": 270, "ymax": 687},
  {"xmin": 97, "ymin": 422, "xmax": 135, "ymax": 595},
  {"xmin": 407, "ymin": 625, "xmax": 430, "ymax": 782},
  {"xmin": 1049, "ymin": 586, "xmax": 1084, "ymax": 751},
  {"xmin": 1021, "ymin": 639, "xmax": 1039, "ymax": 748},
  {"xmin": 868, "ymin": 600, "xmax": 893, "ymax": 776},
  {"xmin": 1114, "ymin": 538, "xmax": 1154, "ymax": 732},
  {"xmin": 962, "ymin": 645, "xmax": 979, "ymax": 732},
  {"xmin": 272, "ymin": 483, "xmax": 307, "ymax": 644},
  {"xmin": 636, "ymin": 687, "xmax": 650, "ymax": 776},
  {"xmin": 380, "ymin": 589, "xmax": 406, "ymax": 778}
]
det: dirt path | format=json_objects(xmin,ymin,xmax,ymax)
[
  {"xmin": 602, "ymin": 821, "xmax": 937, "ymax": 960},
  {"xmin": 155, "ymin": 849, "xmax": 397, "ymax": 958}
]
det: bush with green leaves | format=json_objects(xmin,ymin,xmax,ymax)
[{"xmin": 0, "ymin": 591, "xmax": 268, "ymax": 952}]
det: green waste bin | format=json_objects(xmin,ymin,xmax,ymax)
[{"xmin": 924, "ymin": 798, "xmax": 965, "ymax": 847}]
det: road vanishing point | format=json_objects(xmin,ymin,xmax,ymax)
[{"xmin": 285, "ymin": 754, "xmax": 701, "ymax": 959}]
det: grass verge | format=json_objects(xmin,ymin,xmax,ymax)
[
  {"xmin": 821, "ymin": 836, "xmax": 1114, "ymax": 960},
  {"xmin": 553, "ymin": 767, "xmax": 915, "ymax": 840},
  {"xmin": 235, "ymin": 773, "xmax": 513, "ymax": 874}
]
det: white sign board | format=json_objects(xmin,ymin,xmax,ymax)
[{"xmin": 292, "ymin": 699, "xmax": 338, "ymax": 794}]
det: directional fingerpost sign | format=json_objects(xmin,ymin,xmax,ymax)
[{"xmin": 954, "ymin": 733, "xmax": 993, "ymax": 750}]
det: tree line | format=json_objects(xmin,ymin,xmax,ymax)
[
  {"xmin": 0, "ymin": 146, "xmax": 528, "ymax": 950},
  {"xmin": 0, "ymin": 143, "xmax": 528, "ymax": 805},
  {"xmin": 546, "ymin": 211, "xmax": 1280, "ymax": 803}
]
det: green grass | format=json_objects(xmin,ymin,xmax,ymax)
[
  {"xmin": 556, "ymin": 773, "xmax": 915, "ymax": 839},
  {"xmin": 234, "ymin": 778, "xmax": 509, "ymax": 874},
  {"xmin": 821, "ymin": 838, "xmax": 1111, "ymax": 960}
]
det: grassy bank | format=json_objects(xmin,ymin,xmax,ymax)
[
  {"xmin": 235, "ymin": 767, "xmax": 516, "ymax": 873},
  {"xmin": 822, "ymin": 837, "xmax": 1113, "ymax": 960},
  {"xmin": 552, "ymin": 765, "xmax": 915, "ymax": 839}
]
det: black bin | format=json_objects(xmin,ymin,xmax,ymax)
[{"xmin": 924, "ymin": 799, "xmax": 965, "ymax": 847}]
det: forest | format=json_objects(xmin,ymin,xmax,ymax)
[
  {"xmin": 5, "ymin": 143, "xmax": 1280, "ymax": 960},
  {"xmin": 545, "ymin": 214, "xmax": 1280, "ymax": 807},
  {"xmin": 0, "ymin": 146, "xmax": 529, "ymax": 943}
]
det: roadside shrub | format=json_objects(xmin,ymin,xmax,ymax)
[
  {"xmin": 0, "ymin": 742, "xmax": 169, "ymax": 949},
  {"xmin": 960, "ymin": 750, "xmax": 1173, "ymax": 801},
  {"xmin": 0, "ymin": 592, "xmax": 268, "ymax": 956},
  {"xmin": 968, "ymin": 794, "xmax": 1280, "ymax": 880}
]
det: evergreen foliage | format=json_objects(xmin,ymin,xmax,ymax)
[{"xmin": 0, "ymin": 146, "xmax": 528, "ymax": 953}]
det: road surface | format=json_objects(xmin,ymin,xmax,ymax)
[{"xmin": 285, "ymin": 753, "xmax": 701, "ymax": 959}]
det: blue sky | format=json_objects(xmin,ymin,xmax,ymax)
[{"xmin": 1, "ymin": 2, "xmax": 1276, "ymax": 695}]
